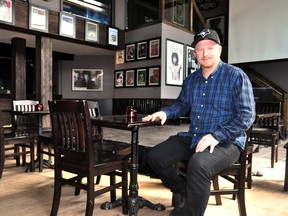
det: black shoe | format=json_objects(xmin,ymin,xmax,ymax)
[
  {"xmin": 169, "ymin": 207, "xmax": 181, "ymax": 216},
  {"xmin": 170, "ymin": 193, "xmax": 185, "ymax": 216}
]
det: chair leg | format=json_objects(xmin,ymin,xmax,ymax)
[
  {"xmin": 271, "ymin": 144, "xmax": 275, "ymax": 168},
  {"xmin": 38, "ymin": 141, "xmax": 44, "ymax": 172},
  {"xmin": 95, "ymin": 175, "xmax": 101, "ymax": 184},
  {"xmin": 212, "ymin": 175, "xmax": 222, "ymax": 205},
  {"xmin": 0, "ymin": 151, "xmax": 5, "ymax": 179},
  {"xmin": 74, "ymin": 177, "xmax": 82, "ymax": 196},
  {"xmin": 86, "ymin": 177, "xmax": 95, "ymax": 216},
  {"xmin": 14, "ymin": 145, "xmax": 20, "ymax": 166},
  {"xmin": 50, "ymin": 176, "xmax": 62, "ymax": 216},
  {"xmin": 122, "ymin": 161, "xmax": 128, "ymax": 215},
  {"xmin": 237, "ymin": 184, "xmax": 247, "ymax": 216},
  {"xmin": 30, "ymin": 141, "xmax": 35, "ymax": 172}
]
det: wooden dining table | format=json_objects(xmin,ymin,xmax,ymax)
[{"xmin": 91, "ymin": 114, "xmax": 165, "ymax": 216}]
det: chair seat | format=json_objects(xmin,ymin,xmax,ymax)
[{"xmin": 95, "ymin": 139, "xmax": 131, "ymax": 156}]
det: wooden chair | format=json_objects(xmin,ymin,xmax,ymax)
[
  {"xmin": 249, "ymin": 102, "xmax": 281, "ymax": 168},
  {"xmin": 87, "ymin": 100, "xmax": 131, "ymax": 155},
  {"xmin": 172, "ymin": 128, "xmax": 252, "ymax": 216},
  {"xmin": 49, "ymin": 100, "xmax": 129, "ymax": 216},
  {"xmin": 0, "ymin": 115, "xmax": 36, "ymax": 178},
  {"xmin": 12, "ymin": 100, "xmax": 39, "ymax": 136}
]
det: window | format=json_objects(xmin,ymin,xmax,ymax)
[
  {"xmin": 63, "ymin": 0, "xmax": 112, "ymax": 25},
  {"xmin": 127, "ymin": 0, "xmax": 161, "ymax": 29}
]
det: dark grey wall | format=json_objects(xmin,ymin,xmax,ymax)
[{"xmin": 59, "ymin": 55, "xmax": 115, "ymax": 99}]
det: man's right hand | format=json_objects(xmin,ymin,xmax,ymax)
[{"xmin": 142, "ymin": 111, "xmax": 167, "ymax": 125}]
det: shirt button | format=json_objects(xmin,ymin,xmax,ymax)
[
  {"xmin": 194, "ymin": 134, "xmax": 196, "ymax": 136},
  {"xmin": 197, "ymin": 116, "xmax": 200, "ymax": 118},
  {"xmin": 203, "ymin": 93, "xmax": 205, "ymax": 96},
  {"xmin": 201, "ymin": 104, "xmax": 203, "ymax": 107},
  {"xmin": 205, "ymin": 81, "xmax": 208, "ymax": 84},
  {"xmin": 195, "ymin": 127, "xmax": 198, "ymax": 130}
]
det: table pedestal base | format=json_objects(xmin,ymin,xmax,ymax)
[{"xmin": 100, "ymin": 197, "xmax": 165, "ymax": 215}]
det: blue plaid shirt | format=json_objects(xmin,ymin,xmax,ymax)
[{"xmin": 162, "ymin": 61, "xmax": 255, "ymax": 151}]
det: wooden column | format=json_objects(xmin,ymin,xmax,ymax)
[
  {"xmin": 35, "ymin": 36, "xmax": 52, "ymax": 128},
  {"xmin": 11, "ymin": 37, "xmax": 26, "ymax": 100},
  {"xmin": 283, "ymin": 93, "xmax": 288, "ymax": 129}
]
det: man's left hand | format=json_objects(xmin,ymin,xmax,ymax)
[{"xmin": 196, "ymin": 134, "xmax": 219, "ymax": 153}]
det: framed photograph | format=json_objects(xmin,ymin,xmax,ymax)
[
  {"xmin": 125, "ymin": 70, "xmax": 135, "ymax": 87},
  {"xmin": 148, "ymin": 66, "xmax": 160, "ymax": 86},
  {"xmin": 186, "ymin": 45, "xmax": 199, "ymax": 77},
  {"xmin": 206, "ymin": 15, "xmax": 226, "ymax": 45},
  {"xmin": 29, "ymin": 5, "xmax": 48, "ymax": 32},
  {"xmin": 125, "ymin": 44, "xmax": 136, "ymax": 62},
  {"xmin": 137, "ymin": 41, "xmax": 147, "ymax": 60},
  {"xmin": 85, "ymin": 21, "xmax": 98, "ymax": 42},
  {"xmin": 149, "ymin": 38, "xmax": 160, "ymax": 58},
  {"xmin": 59, "ymin": 12, "xmax": 76, "ymax": 38},
  {"xmin": 108, "ymin": 27, "xmax": 118, "ymax": 46},
  {"xmin": 136, "ymin": 68, "xmax": 147, "ymax": 86},
  {"xmin": 72, "ymin": 69, "xmax": 103, "ymax": 91},
  {"xmin": 114, "ymin": 71, "xmax": 124, "ymax": 88},
  {"xmin": 173, "ymin": 0, "xmax": 185, "ymax": 26},
  {"xmin": 115, "ymin": 50, "xmax": 125, "ymax": 64},
  {"xmin": 166, "ymin": 39, "xmax": 184, "ymax": 86},
  {"xmin": 0, "ymin": 0, "xmax": 14, "ymax": 25}
]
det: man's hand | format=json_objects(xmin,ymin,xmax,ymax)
[
  {"xmin": 142, "ymin": 111, "xmax": 167, "ymax": 125},
  {"xmin": 196, "ymin": 134, "xmax": 219, "ymax": 153}
]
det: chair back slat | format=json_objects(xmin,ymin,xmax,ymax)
[
  {"xmin": 49, "ymin": 100, "xmax": 94, "ymax": 167},
  {"xmin": 255, "ymin": 102, "xmax": 281, "ymax": 130}
]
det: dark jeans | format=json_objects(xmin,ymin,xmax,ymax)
[{"xmin": 147, "ymin": 135, "xmax": 240, "ymax": 216}]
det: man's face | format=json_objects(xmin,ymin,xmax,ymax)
[{"xmin": 193, "ymin": 40, "xmax": 222, "ymax": 69}]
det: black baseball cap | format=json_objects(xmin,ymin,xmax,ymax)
[{"xmin": 191, "ymin": 29, "xmax": 221, "ymax": 48}]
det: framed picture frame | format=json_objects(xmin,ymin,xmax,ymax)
[
  {"xmin": 29, "ymin": 5, "xmax": 48, "ymax": 32},
  {"xmin": 85, "ymin": 20, "xmax": 98, "ymax": 42},
  {"xmin": 115, "ymin": 50, "xmax": 125, "ymax": 64},
  {"xmin": 186, "ymin": 45, "xmax": 199, "ymax": 77},
  {"xmin": 0, "ymin": 0, "xmax": 14, "ymax": 25},
  {"xmin": 125, "ymin": 43, "xmax": 136, "ymax": 62},
  {"xmin": 166, "ymin": 39, "xmax": 184, "ymax": 86},
  {"xmin": 125, "ymin": 70, "xmax": 135, "ymax": 87},
  {"xmin": 149, "ymin": 38, "xmax": 160, "ymax": 58},
  {"xmin": 173, "ymin": 0, "xmax": 185, "ymax": 26},
  {"xmin": 205, "ymin": 14, "xmax": 226, "ymax": 45},
  {"xmin": 114, "ymin": 71, "xmax": 124, "ymax": 88},
  {"xmin": 136, "ymin": 68, "xmax": 147, "ymax": 86},
  {"xmin": 72, "ymin": 69, "xmax": 103, "ymax": 91},
  {"xmin": 148, "ymin": 66, "xmax": 160, "ymax": 86},
  {"xmin": 59, "ymin": 12, "xmax": 76, "ymax": 38},
  {"xmin": 137, "ymin": 41, "xmax": 147, "ymax": 60},
  {"xmin": 108, "ymin": 27, "xmax": 118, "ymax": 46}
]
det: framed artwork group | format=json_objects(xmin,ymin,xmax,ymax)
[
  {"xmin": 124, "ymin": 37, "xmax": 161, "ymax": 62},
  {"xmin": 114, "ymin": 66, "xmax": 160, "ymax": 88}
]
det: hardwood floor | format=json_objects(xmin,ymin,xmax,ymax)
[{"xmin": 1, "ymin": 126, "xmax": 288, "ymax": 215}]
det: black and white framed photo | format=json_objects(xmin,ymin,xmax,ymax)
[
  {"xmin": 59, "ymin": 12, "xmax": 76, "ymax": 38},
  {"xmin": 148, "ymin": 66, "xmax": 160, "ymax": 86},
  {"xmin": 206, "ymin": 15, "xmax": 226, "ymax": 45},
  {"xmin": 186, "ymin": 45, "xmax": 199, "ymax": 77},
  {"xmin": 0, "ymin": 0, "xmax": 14, "ymax": 25},
  {"xmin": 29, "ymin": 5, "xmax": 48, "ymax": 32},
  {"xmin": 85, "ymin": 20, "xmax": 98, "ymax": 42},
  {"xmin": 125, "ymin": 70, "xmax": 135, "ymax": 87},
  {"xmin": 114, "ymin": 71, "xmax": 124, "ymax": 87},
  {"xmin": 115, "ymin": 50, "xmax": 125, "ymax": 64},
  {"xmin": 108, "ymin": 27, "xmax": 118, "ymax": 46},
  {"xmin": 166, "ymin": 39, "xmax": 184, "ymax": 86},
  {"xmin": 149, "ymin": 38, "xmax": 160, "ymax": 58},
  {"xmin": 125, "ymin": 44, "xmax": 136, "ymax": 62},
  {"xmin": 137, "ymin": 41, "xmax": 147, "ymax": 60},
  {"xmin": 136, "ymin": 68, "xmax": 147, "ymax": 86},
  {"xmin": 72, "ymin": 69, "xmax": 103, "ymax": 91}
]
